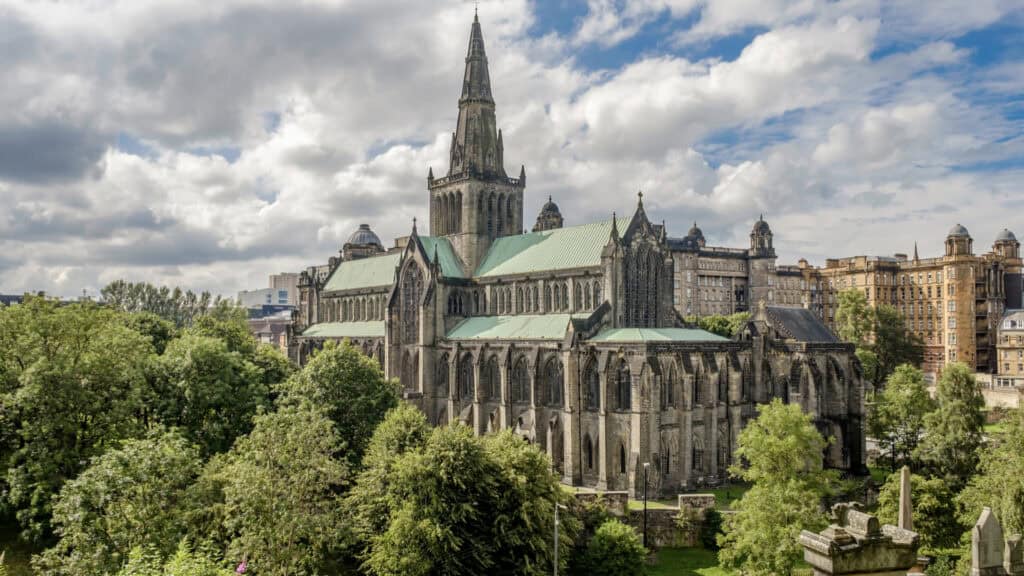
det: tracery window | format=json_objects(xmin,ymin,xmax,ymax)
[
  {"xmin": 624, "ymin": 243, "xmax": 661, "ymax": 327},
  {"xmin": 561, "ymin": 282, "xmax": 569, "ymax": 310},
  {"xmin": 552, "ymin": 284, "xmax": 561, "ymax": 311},
  {"xmin": 458, "ymin": 354, "xmax": 475, "ymax": 401},
  {"xmin": 693, "ymin": 369, "xmax": 702, "ymax": 405},
  {"xmin": 511, "ymin": 356, "xmax": 530, "ymax": 403},
  {"xmin": 615, "ymin": 361, "xmax": 631, "ymax": 410},
  {"xmin": 482, "ymin": 355, "xmax": 501, "ymax": 399},
  {"xmin": 584, "ymin": 435, "xmax": 594, "ymax": 470},
  {"xmin": 436, "ymin": 354, "xmax": 450, "ymax": 397},
  {"xmin": 574, "ymin": 283, "xmax": 583, "ymax": 312},
  {"xmin": 401, "ymin": 265, "xmax": 423, "ymax": 344},
  {"xmin": 544, "ymin": 357, "xmax": 564, "ymax": 406},
  {"xmin": 593, "ymin": 282, "xmax": 602, "ymax": 308},
  {"xmin": 619, "ymin": 444, "xmax": 627, "ymax": 475},
  {"xmin": 583, "ymin": 360, "xmax": 600, "ymax": 411}
]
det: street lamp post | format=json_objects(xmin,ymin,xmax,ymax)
[
  {"xmin": 554, "ymin": 502, "xmax": 567, "ymax": 576},
  {"xmin": 642, "ymin": 462, "xmax": 650, "ymax": 549}
]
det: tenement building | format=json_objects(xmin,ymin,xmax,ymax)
[
  {"xmin": 995, "ymin": 309, "xmax": 1024, "ymax": 388},
  {"xmin": 794, "ymin": 228, "xmax": 1023, "ymax": 375},
  {"xmin": 293, "ymin": 14, "xmax": 866, "ymax": 496}
]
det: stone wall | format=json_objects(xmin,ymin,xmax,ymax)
[{"xmin": 571, "ymin": 492, "xmax": 718, "ymax": 549}]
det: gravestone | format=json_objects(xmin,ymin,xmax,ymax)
[
  {"xmin": 898, "ymin": 466, "xmax": 912, "ymax": 531},
  {"xmin": 970, "ymin": 507, "xmax": 1024, "ymax": 576}
]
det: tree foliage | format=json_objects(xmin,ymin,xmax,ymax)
[
  {"xmin": 876, "ymin": 471, "xmax": 962, "ymax": 550},
  {"xmin": 101, "ymin": 280, "xmax": 231, "ymax": 328},
  {"xmin": 958, "ymin": 409, "xmax": 1024, "ymax": 537},
  {"xmin": 0, "ymin": 296, "xmax": 154, "ymax": 540},
  {"xmin": 219, "ymin": 403, "xmax": 350, "ymax": 576},
  {"xmin": 718, "ymin": 399, "xmax": 835, "ymax": 576},
  {"xmin": 571, "ymin": 520, "xmax": 645, "ymax": 576},
  {"xmin": 684, "ymin": 312, "xmax": 751, "ymax": 338},
  {"xmin": 34, "ymin": 431, "xmax": 204, "ymax": 576},
  {"xmin": 834, "ymin": 290, "xmax": 923, "ymax": 388},
  {"xmin": 153, "ymin": 334, "xmax": 271, "ymax": 455},
  {"xmin": 866, "ymin": 364, "xmax": 936, "ymax": 469},
  {"xmin": 276, "ymin": 340, "xmax": 398, "ymax": 464},
  {"xmin": 915, "ymin": 362, "xmax": 984, "ymax": 487},
  {"xmin": 362, "ymin": 425, "xmax": 573, "ymax": 576},
  {"xmin": 114, "ymin": 541, "xmax": 235, "ymax": 576}
]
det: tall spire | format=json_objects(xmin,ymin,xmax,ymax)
[
  {"xmin": 913, "ymin": 241, "xmax": 919, "ymax": 261},
  {"xmin": 447, "ymin": 14, "xmax": 504, "ymax": 178}
]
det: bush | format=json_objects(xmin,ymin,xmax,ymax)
[
  {"xmin": 574, "ymin": 520, "xmax": 646, "ymax": 576},
  {"xmin": 700, "ymin": 508, "xmax": 724, "ymax": 551}
]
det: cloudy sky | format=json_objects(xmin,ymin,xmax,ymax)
[{"xmin": 1, "ymin": 0, "xmax": 1022, "ymax": 298}]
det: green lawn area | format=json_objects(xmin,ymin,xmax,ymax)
[
  {"xmin": 628, "ymin": 498, "xmax": 678, "ymax": 511},
  {"xmin": 0, "ymin": 521, "xmax": 40, "ymax": 576},
  {"xmin": 701, "ymin": 485, "xmax": 749, "ymax": 510},
  {"xmin": 647, "ymin": 548, "xmax": 813, "ymax": 576}
]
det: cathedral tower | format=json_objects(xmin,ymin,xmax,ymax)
[{"xmin": 428, "ymin": 13, "xmax": 525, "ymax": 274}]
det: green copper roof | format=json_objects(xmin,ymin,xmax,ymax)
[
  {"xmin": 447, "ymin": 314, "xmax": 586, "ymax": 341},
  {"xmin": 419, "ymin": 236, "xmax": 466, "ymax": 278},
  {"xmin": 587, "ymin": 328, "xmax": 729, "ymax": 343},
  {"xmin": 323, "ymin": 253, "xmax": 400, "ymax": 293},
  {"xmin": 475, "ymin": 218, "xmax": 628, "ymax": 278},
  {"xmin": 301, "ymin": 321, "xmax": 385, "ymax": 339}
]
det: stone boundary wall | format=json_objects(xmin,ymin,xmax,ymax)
[{"xmin": 572, "ymin": 492, "xmax": 718, "ymax": 548}]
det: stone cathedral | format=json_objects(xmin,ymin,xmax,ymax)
[{"xmin": 293, "ymin": 14, "xmax": 866, "ymax": 496}]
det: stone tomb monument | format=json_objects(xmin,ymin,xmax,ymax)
[
  {"xmin": 800, "ymin": 503, "xmax": 920, "ymax": 576},
  {"xmin": 970, "ymin": 507, "xmax": 1023, "ymax": 576}
]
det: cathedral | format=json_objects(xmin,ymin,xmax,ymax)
[{"xmin": 293, "ymin": 14, "xmax": 866, "ymax": 496}]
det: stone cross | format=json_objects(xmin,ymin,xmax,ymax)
[{"xmin": 898, "ymin": 465, "xmax": 913, "ymax": 531}]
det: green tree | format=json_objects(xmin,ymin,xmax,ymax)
[
  {"xmin": 958, "ymin": 409, "xmax": 1024, "ymax": 537},
  {"xmin": 0, "ymin": 296, "xmax": 154, "ymax": 540},
  {"xmin": 123, "ymin": 311, "xmax": 177, "ymax": 355},
  {"xmin": 153, "ymin": 334, "xmax": 271, "ymax": 455},
  {"xmin": 835, "ymin": 289, "xmax": 873, "ymax": 346},
  {"xmin": 872, "ymin": 304, "xmax": 924, "ymax": 387},
  {"xmin": 363, "ymin": 426, "xmax": 573, "ymax": 576},
  {"xmin": 348, "ymin": 403, "xmax": 431, "ymax": 548},
  {"xmin": 834, "ymin": 291, "xmax": 923, "ymax": 388},
  {"xmin": 684, "ymin": 312, "xmax": 751, "ymax": 338},
  {"xmin": 34, "ymin": 431, "xmax": 204, "ymax": 576},
  {"xmin": 188, "ymin": 305, "xmax": 257, "ymax": 357},
  {"xmin": 866, "ymin": 364, "xmax": 936, "ymax": 470},
  {"xmin": 276, "ymin": 340, "xmax": 398, "ymax": 464},
  {"xmin": 718, "ymin": 399, "xmax": 836, "ymax": 576},
  {"xmin": 219, "ymin": 403, "xmax": 350, "ymax": 576},
  {"xmin": 101, "ymin": 280, "xmax": 226, "ymax": 328},
  {"xmin": 915, "ymin": 362, "xmax": 984, "ymax": 487},
  {"xmin": 114, "ymin": 542, "xmax": 234, "ymax": 576},
  {"xmin": 876, "ymin": 472, "xmax": 962, "ymax": 550},
  {"xmin": 572, "ymin": 520, "xmax": 645, "ymax": 576}
]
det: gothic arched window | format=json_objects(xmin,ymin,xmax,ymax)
[
  {"xmin": 552, "ymin": 284, "xmax": 561, "ymax": 311},
  {"xmin": 583, "ymin": 360, "xmax": 600, "ymax": 411},
  {"xmin": 693, "ymin": 369, "xmax": 703, "ymax": 406},
  {"xmin": 562, "ymin": 282, "xmax": 569, "ymax": 310},
  {"xmin": 718, "ymin": 369, "xmax": 727, "ymax": 403},
  {"xmin": 458, "ymin": 354, "xmax": 474, "ymax": 401},
  {"xmin": 455, "ymin": 191, "xmax": 463, "ymax": 233},
  {"xmin": 436, "ymin": 354, "xmax": 450, "ymax": 397},
  {"xmin": 532, "ymin": 286, "xmax": 539, "ymax": 311},
  {"xmin": 615, "ymin": 361, "xmax": 631, "ymax": 410},
  {"xmin": 401, "ymin": 264, "xmax": 423, "ymax": 344},
  {"xmin": 544, "ymin": 357, "xmax": 564, "ymax": 406},
  {"xmin": 496, "ymin": 194, "xmax": 504, "ymax": 235},
  {"xmin": 584, "ymin": 435, "xmax": 594, "ymax": 470},
  {"xmin": 619, "ymin": 444, "xmax": 627, "ymax": 475},
  {"xmin": 482, "ymin": 355, "xmax": 501, "ymax": 400},
  {"xmin": 487, "ymin": 194, "xmax": 495, "ymax": 237},
  {"xmin": 511, "ymin": 356, "xmax": 530, "ymax": 403},
  {"xmin": 506, "ymin": 195, "xmax": 514, "ymax": 233},
  {"xmin": 593, "ymin": 282, "xmax": 601, "ymax": 307},
  {"xmin": 544, "ymin": 285, "xmax": 552, "ymax": 311},
  {"xmin": 574, "ymin": 283, "xmax": 583, "ymax": 311}
]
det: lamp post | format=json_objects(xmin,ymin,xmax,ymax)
[
  {"xmin": 642, "ymin": 462, "xmax": 650, "ymax": 549},
  {"xmin": 554, "ymin": 502, "xmax": 567, "ymax": 576}
]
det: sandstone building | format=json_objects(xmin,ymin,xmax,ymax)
[{"xmin": 293, "ymin": 14, "xmax": 866, "ymax": 496}]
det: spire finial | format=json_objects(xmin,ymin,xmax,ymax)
[
  {"xmin": 637, "ymin": 190, "xmax": 644, "ymax": 208},
  {"xmin": 412, "ymin": 217, "xmax": 418, "ymax": 235},
  {"xmin": 760, "ymin": 213, "xmax": 764, "ymax": 221},
  {"xmin": 474, "ymin": 1, "xmax": 479, "ymax": 22},
  {"xmin": 548, "ymin": 195, "xmax": 552, "ymax": 202},
  {"xmin": 913, "ymin": 241, "xmax": 919, "ymax": 261}
]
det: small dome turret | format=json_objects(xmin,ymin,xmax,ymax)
[
  {"xmin": 347, "ymin": 223, "xmax": 382, "ymax": 247},
  {"xmin": 996, "ymin": 228, "xmax": 1017, "ymax": 242},
  {"xmin": 752, "ymin": 214, "xmax": 772, "ymax": 235},
  {"xmin": 532, "ymin": 196, "xmax": 564, "ymax": 232},
  {"xmin": 947, "ymin": 223, "xmax": 970, "ymax": 238}
]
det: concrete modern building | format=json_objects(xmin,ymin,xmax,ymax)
[{"xmin": 291, "ymin": 15, "xmax": 867, "ymax": 496}]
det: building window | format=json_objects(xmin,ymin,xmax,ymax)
[
  {"xmin": 482, "ymin": 355, "xmax": 501, "ymax": 400},
  {"xmin": 614, "ymin": 361, "xmax": 631, "ymax": 410},
  {"xmin": 544, "ymin": 357, "xmax": 564, "ymax": 406},
  {"xmin": 620, "ymin": 445, "xmax": 627, "ymax": 475},
  {"xmin": 458, "ymin": 354, "xmax": 474, "ymax": 401},
  {"xmin": 584, "ymin": 360, "xmax": 600, "ymax": 411},
  {"xmin": 511, "ymin": 357, "xmax": 530, "ymax": 403}
]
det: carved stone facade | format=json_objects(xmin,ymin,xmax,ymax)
[{"xmin": 292, "ymin": 14, "xmax": 867, "ymax": 497}]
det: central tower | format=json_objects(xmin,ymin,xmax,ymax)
[{"xmin": 428, "ymin": 13, "xmax": 525, "ymax": 275}]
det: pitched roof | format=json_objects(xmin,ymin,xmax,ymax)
[
  {"xmin": 300, "ymin": 321, "xmax": 385, "ymax": 339},
  {"xmin": 419, "ymin": 236, "xmax": 466, "ymax": 278},
  {"xmin": 765, "ymin": 306, "xmax": 839, "ymax": 343},
  {"xmin": 446, "ymin": 314, "xmax": 586, "ymax": 341},
  {"xmin": 587, "ymin": 328, "xmax": 729, "ymax": 343},
  {"xmin": 323, "ymin": 253, "xmax": 400, "ymax": 293},
  {"xmin": 475, "ymin": 218, "xmax": 628, "ymax": 277}
]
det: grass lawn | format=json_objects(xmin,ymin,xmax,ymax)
[
  {"xmin": 628, "ymin": 498, "xmax": 678, "ymax": 511},
  {"xmin": 701, "ymin": 485, "xmax": 749, "ymax": 510},
  {"xmin": 647, "ymin": 548, "xmax": 813, "ymax": 576},
  {"xmin": 0, "ymin": 521, "xmax": 40, "ymax": 576}
]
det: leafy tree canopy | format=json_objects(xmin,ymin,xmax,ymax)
[
  {"xmin": 718, "ymin": 399, "xmax": 835, "ymax": 576},
  {"xmin": 866, "ymin": 364, "xmax": 936, "ymax": 470},
  {"xmin": 34, "ymin": 430, "xmax": 204, "ymax": 576},
  {"xmin": 276, "ymin": 340, "xmax": 398, "ymax": 464},
  {"xmin": 683, "ymin": 312, "xmax": 751, "ymax": 338},
  {"xmin": 0, "ymin": 296, "xmax": 154, "ymax": 540},
  {"xmin": 915, "ymin": 362, "xmax": 984, "ymax": 487},
  {"xmin": 101, "ymin": 280, "xmax": 232, "ymax": 328},
  {"xmin": 834, "ymin": 290, "xmax": 923, "ymax": 388},
  {"xmin": 571, "ymin": 520, "xmax": 645, "ymax": 576},
  {"xmin": 876, "ymin": 471, "xmax": 962, "ymax": 550},
  {"xmin": 958, "ymin": 409, "xmax": 1024, "ymax": 537}
]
